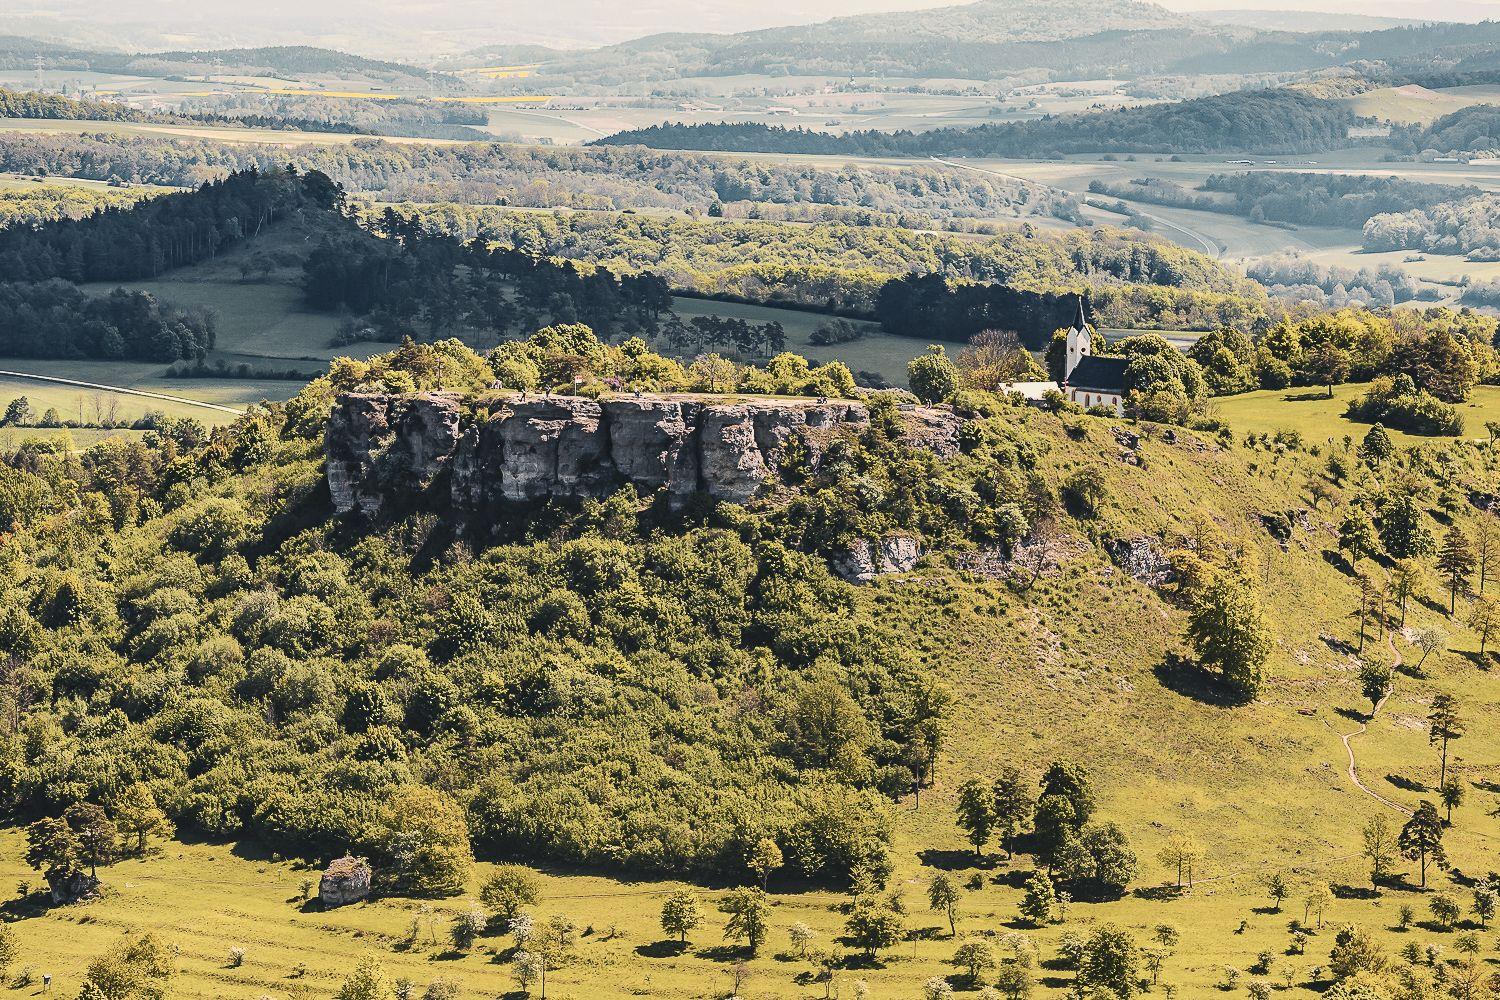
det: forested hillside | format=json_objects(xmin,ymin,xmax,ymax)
[
  {"xmin": 596, "ymin": 90, "xmax": 1361, "ymax": 157},
  {"xmin": 0, "ymin": 132, "xmax": 1073, "ymax": 221},
  {"xmin": 1089, "ymin": 172, "xmax": 1480, "ymax": 230}
]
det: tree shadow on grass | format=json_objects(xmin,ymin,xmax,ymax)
[
  {"xmin": 1322, "ymin": 550, "xmax": 1357, "ymax": 578},
  {"xmin": 695, "ymin": 945, "xmax": 750, "ymax": 963},
  {"xmin": 1133, "ymin": 885, "xmax": 1184, "ymax": 902},
  {"xmin": 917, "ymin": 849, "xmax": 985, "ymax": 872},
  {"xmin": 635, "ymin": 940, "xmax": 687, "ymax": 959},
  {"xmin": 1387, "ymin": 774, "xmax": 1426, "ymax": 793},
  {"xmin": 1331, "ymin": 883, "xmax": 1380, "ymax": 900},
  {"xmin": 1153, "ymin": 653, "xmax": 1244, "ymax": 707}
]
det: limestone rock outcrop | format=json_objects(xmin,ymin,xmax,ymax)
[
  {"xmin": 833, "ymin": 536, "xmax": 922, "ymax": 583},
  {"xmin": 326, "ymin": 391, "xmax": 936, "ymax": 521},
  {"xmin": 319, "ymin": 855, "xmax": 372, "ymax": 907}
]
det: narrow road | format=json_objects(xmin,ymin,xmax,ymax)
[{"xmin": 0, "ymin": 369, "xmax": 248, "ymax": 416}]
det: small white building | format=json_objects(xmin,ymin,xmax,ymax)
[{"xmin": 1004, "ymin": 300, "xmax": 1127, "ymax": 415}]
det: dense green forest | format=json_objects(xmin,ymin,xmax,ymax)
[
  {"xmin": 0, "ymin": 167, "xmax": 340, "ymax": 283},
  {"xmin": 1394, "ymin": 104, "xmax": 1500, "ymax": 155},
  {"xmin": 0, "ymin": 131, "xmax": 1070, "ymax": 220},
  {"xmin": 0, "ymin": 281, "xmax": 214, "ymax": 361},
  {"xmin": 0, "ymin": 86, "xmax": 490, "ymax": 142},
  {"xmin": 594, "ymin": 90, "xmax": 1360, "ymax": 157},
  {"xmin": 1245, "ymin": 256, "xmax": 1423, "ymax": 307},
  {"xmin": 1363, "ymin": 193, "xmax": 1500, "ymax": 256},
  {"xmin": 1088, "ymin": 172, "xmax": 1479, "ymax": 229},
  {"xmin": 0, "ymin": 183, "xmax": 155, "ymax": 230},
  {"xmin": 384, "ymin": 204, "xmax": 1264, "ymax": 333},
  {"xmin": 0, "ymin": 334, "xmax": 968, "ymax": 881}
]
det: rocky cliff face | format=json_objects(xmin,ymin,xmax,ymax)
[{"xmin": 326, "ymin": 391, "xmax": 958, "ymax": 521}]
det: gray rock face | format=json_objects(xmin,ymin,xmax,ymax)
[
  {"xmin": 326, "ymin": 392, "xmax": 929, "ymax": 520},
  {"xmin": 325, "ymin": 392, "xmax": 463, "ymax": 516},
  {"xmin": 833, "ymin": 535, "xmax": 922, "ymax": 583},
  {"xmin": 1105, "ymin": 535, "xmax": 1175, "ymax": 587},
  {"xmin": 319, "ymin": 855, "xmax": 372, "ymax": 907}
]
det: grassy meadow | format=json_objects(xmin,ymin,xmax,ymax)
[{"xmin": 1213, "ymin": 382, "xmax": 1500, "ymax": 445}]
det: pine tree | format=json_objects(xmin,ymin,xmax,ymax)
[
  {"xmin": 1436, "ymin": 527, "xmax": 1476, "ymax": 615},
  {"xmin": 1399, "ymin": 802, "xmax": 1447, "ymax": 889},
  {"xmin": 1428, "ymin": 693, "xmax": 1465, "ymax": 786}
]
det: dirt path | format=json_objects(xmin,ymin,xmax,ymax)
[{"xmin": 1330, "ymin": 629, "xmax": 1413, "ymax": 818}]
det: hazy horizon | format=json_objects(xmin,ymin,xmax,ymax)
[{"xmin": 4, "ymin": 0, "xmax": 1500, "ymax": 58}]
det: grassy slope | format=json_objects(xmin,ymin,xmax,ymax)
[
  {"xmin": 1215, "ymin": 382, "xmax": 1500, "ymax": 445},
  {"xmin": 5, "ymin": 409, "xmax": 1500, "ymax": 998}
]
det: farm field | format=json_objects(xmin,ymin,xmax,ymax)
[
  {"xmin": 1342, "ymin": 83, "xmax": 1500, "ymax": 126},
  {"xmin": 1213, "ymin": 381, "xmax": 1500, "ymax": 444},
  {"xmin": 671, "ymin": 296, "xmax": 945, "ymax": 385}
]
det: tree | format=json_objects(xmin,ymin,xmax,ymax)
[
  {"xmin": 1415, "ymin": 627, "xmax": 1446, "ymax": 672},
  {"xmin": 1304, "ymin": 885, "xmax": 1331, "ymax": 929},
  {"xmin": 953, "ymin": 941, "xmax": 996, "ymax": 983},
  {"xmin": 1351, "ymin": 573, "xmax": 1379, "ymax": 654},
  {"xmin": 1357, "ymin": 422, "xmax": 1392, "ymax": 463},
  {"xmin": 719, "ymin": 887, "xmax": 771, "ymax": 955},
  {"xmin": 373, "ymin": 787, "xmax": 473, "ymax": 897},
  {"xmin": 479, "ymin": 865, "xmax": 540, "ymax": 925},
  {"xmin": 1018, "ymin": 871, "xmax": 1056, "ymax": 926},
  {"xmin": 844, "ymin": 896, "xmax": 904, "ymax": 959},
  {"xmin": 788, "ymin": 921, "xmax": 817, "ymax": 959},
  {"xmin": 449, "ymin": 906, "xmax": 486, "ymax": 952},
  {"xmin": 1398, "ymin": 802, "xmax": 1446, "ymax": 888},
  {"xmin": 991, "ymin": 767, "xmax": 1031, "ymax": 859},
  {"xmin": 1380, "ymin": 493, "xmax": 1434, "ymax": 561},
  {"xmin": 1358, "ymin": 660, "xmax": 1393, "ymax": 718},
  {"xmin": 24, "ymin": 816, "xmax": 80, "ymax": 881},
  {"xmin": 1328, "ymin": 925, "xmax": 1386, "ymax": 980},
  {"xmin": 955, "ymin": 779, "xmax": 996, "ymax": 857},
  {"xmin": 660, "ymin": 890, "xmax": 701, "ymax": 944},
  {"xmin": 2, "ymin": 397, "xmax": 32, "ymax": 426},
  {"xmin": 111, "ymin": 783, "xmax": 172, "ymax": 856},
  {"xmin": 1388, "ymin": 560, "xmax": 1431, "ymax": 628},
  {"xmin": 1472, "ymin": 886, "xmax": 1495, "ymax": 928},
  {"xmin": 1473, "ymin": 513, "xmax": 1497, "ymax": 595},
  {"xmin": 82, "ymin": 932, "xmax": 176, "ymax": 1000},
  {"xmin": 907, "ymin": 346, "xmax": 960, "ymax": 404},
  {"xmin": 1429, "ymin": 894, "xmax": 1460, "ymax": 929},
  {"xmin": 928, "ymin": 874, "xmax": 961, "ymax": 936},
  {"xmin": 1307, "ymin": 344, "xmax": 1351, "ymax": 398},
  {"xmin": 995, "ymin": 963, "xmax": 1033, "ymax": 1000},
  {"xmin": 1439, "ymin": 777, "xmax": 1464, "ymax": 824},
  {"xmin": 1428, "ymin": 694, "xmax": 1465, "ymax": 787},
  {"xmin": 1436, "ymin": 527, "xmax": 1476, "ymax": 615},
  {"xmin": 1078, "ymin": 924, "xmax": 1140, "ymax": 998},
  {"xmin": 1265, "ymin": 872, "xmax": 1289, "ymax": 913},
  {"xmin": 1338, "ymin": 510, "xmax": 1377, "ymax": 568},
  {"xmin": 1361, "ymin": 814, "xmax": 1396, "ymax": 888},
  {"xmin": 0, "ymin": 924, "xmax": 15, "ymax": 982},
  {"xmin": 64, "ymin": 802, "xmax": 118, "ymax": 878},
  {"xmin": 746, "ymin": 838, "xmax": 783, "ymax": 889},
  {"xmin": 1056, "ymin": 822, "xmax": 1136, "ymax": 899},
  {"xmin": 1185, "ymin": 573, "xmax": 1271, "ymax": 700},
  {"xmin": 1038, "ymin": 762, "xmax": 1095, "ymax": 826},
  {"xmin": 512, "ymin": 951, "xmax": 542, "ymax": 995},
  {"xmin": 1157, "ymin": 833, "xmax": 1203, "ymax": 889},
  {"xmin": 1467, "ymin": 595, "xmax": 1499, "ymax": 658}
]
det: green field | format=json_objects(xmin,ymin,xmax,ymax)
[{"xmin": 1213, "ymin": 381, "xmax": 1500, "ymax": 444}]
